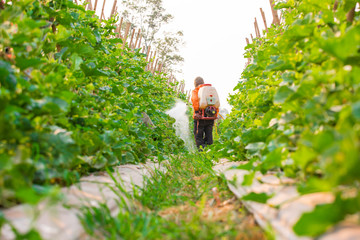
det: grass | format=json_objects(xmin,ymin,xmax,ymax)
[{"xmin": 79, "ymin": 152, "xmax": 266, "ymax": 239}]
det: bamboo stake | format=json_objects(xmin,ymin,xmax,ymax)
[
  {"xmin": 147, "ymin": 51, "xmax": 153, "ymax": 70},
  {"xmin": 269, "ymin": 0, "xmax": 280, "ymax": 25},
  {"xmin": 137, "ymin": 36, "xmax": 142, "ymax": 49},
  {"xmin": 254, "ymin": 18, "xmax": 261, "ymax": 38},
  {"xmin": 85, "ymin": 0, "xmax": 92, "ymax": 10},
  {"xmin": 129, "ymin": 29, "xmax": 135, "ymax": 49},
  {"xmin": 151, "ymin": 51, "xmax": 156, "ymax": 70},
  {"xmin": 260, "ymin": 8, "xmax": 268, "ymax": 32},
  {"xmin": 115, "ymin": 24, "xmax": 120, "ymax": 39},
  {"xmin": 250, "ymin": 34, "xmax": 254, "ymax": 42},
  {"xmin": 100, "ymin": 0, "xmax": 106, "ymax": 21},
  {"xmin": 122, "ymin": 22, "xmax": 131, "ymax": 48},
  {"xmin": 117, "ymin": 17, "xmax": 123, "ymax": 38},
  {"xmin": 134, "ymin": 29, "xmax": 141, "ymax": 49},
  {"xmin": 158, "ymin": 63, "xmax": 163, "ymax": 73},
  {"xmin": 94, "ymin": 0, "xmax": 98, "ymax": 12},
  {"xmin": 145, "ymin": 46, "xmax": 151, "ymax": 62},
  {"xmin": 110, "ymin": 0, "xmax": 117, "ymax": 18},
  {"xmin": 245, "ymin": 38, "xmax": 250, "ymax": 45},
  {"xmin": 148, "ymin": 52, "xmax": 156, "ymax": 72},
  {"xmin": 152, "ymin": 58, "xmax": 159, "ymax": 73}
]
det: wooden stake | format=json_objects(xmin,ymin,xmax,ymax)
[
  {"xmin": 152, "ymin": 58, "xmax": 159, "ymax": 73},
  {"xmin": 158, "ymin": 63, "xmax": 163, "ymax": 73},
  {"xmin": 134, "ymin": 29, "xmax": 141, "ymax": 49},
  {"xmin": 117, "ymin": 17, "xmax": 123, "ymax": 38},
  {"xmin": 137, "ymin": 36, "xmax": 142, "ymax": 49},
  {"xmin": 85, "ymin": 0, "xmax": 92, "ymax": 10},
  {"xmin": 269, "ymin": 0, "xmax": 280, "ymax": 25},
  {"xmin": 260, "ymin": 8, "xmax": 268, "ymax": 32},
  {"xmin": 150, "ymin": 51, "xmax": 156, "ymax": 71},
  {"xmin": 333, "ymin": 1, "xmax": 339, "ymax": 11},
  {"xmin": 122, "ymin": 22, "xmax": 131, "ymax": 48},
  {"xmin": 147, "ymin": 51, "xmax": 153, "ymax": 70},
  {"xmin": 94, "ymin": 0, "xmax": 98, "ymax": 12},
  {"xmin": 110, "ymin": 0, "xmax": 117, "ymax": 18},
  {"xmin": 145, "ymin": 46, "xmax": 151, "ymax": 62},
  {"xmin": 129, "ymin": 29, "xmax": 135, "ymax": 49},
  {"xmin": 246, "ymin": 38, "xmax": 250, "ymax": 45},
  {"xmin": 250, "ymin": 34, "xmax": 254, "ymax": 42},
  {"xmin": 115, "ymin": 24, "xmax": 120, "ymax": 39},
  {"xmin": 254, "ymin": 18, "xmax": 261, "ymax": 38},
  {"xmin": 74, "ymin": 0, "xmax": 78, "ymax": 4},
  {"xmin": 100, "ymin": 0, "xmax": 106, "ymax": 21}
]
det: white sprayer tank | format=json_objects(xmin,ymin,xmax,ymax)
[{"xmin": 198, "ymin": 86, "xmax": 220, "ymax": 109}]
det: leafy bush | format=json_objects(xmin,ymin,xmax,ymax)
[
  {"xmin": 212, "ymin": 0, "xmax": 360, "ymax": 236},
  {"xmin": 0, "ymin": 0, "xmax": 184, "ymax": 207}
]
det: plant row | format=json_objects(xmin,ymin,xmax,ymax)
[
  {"xmin": 0, "ymin": 0, "xmax": 185, "ymax": 207},
  {"xmin": 212, "ymin": 0, "xmax": 360, "ymax": 237}
]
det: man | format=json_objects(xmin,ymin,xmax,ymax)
[{"xmin": 191, "ymin": 76, "xmax": 218, "ymax": 151}]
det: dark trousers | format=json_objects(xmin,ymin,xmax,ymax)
[{"xmin": 193, "ymin": 119, "xmax": 214, "ymax": 150}]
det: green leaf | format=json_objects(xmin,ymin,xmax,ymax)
[
  {"xmin": 245, "ymin": 142, "xmax": 266, "ymax": 154},
  {"xmin": 0, "ymin": 60, "xmax": 16, "ymax": 91},
  {"xmin": 292, "ymin": 146, "xmax": 317, "ymax": 170},
  {"xmin": 261, "ymin": 147, "xmax": 283, "ymax": 171},
  {"xmin": 15, "ymin": 188, "xmax": 43, "ymax": 205},
  {"xmin": 320, "ymin": 26, "xmax": 360, "ymax": 61},
  {"xmin": 266, "ymin": 59, "xmax": 293, "ymax": 71},
  {"xmin": 344, "ymin": 0, "xmax": 358, "ymax": 11},
  {"xmin": 242, "ymin": 171, "xmax": 255, "ymax": 186},
  {"xmin": 293, "ymin": 199, "xmax": 344, "ymax": 236},
  {"xmin": 70, "ymin": 53, "xmax": 83, "ymax": 71},
  {"xmin": 0, "ymin": 154, "xmax": 11, "ymax": 170},
  {"xmin": 55, "ymin": 25, "xmax": 72, "ymax": 42},
  {"xmin": 241, "ymin": 128, "xmax": 273, "ymax": 144},
  {"xmin": 94, "ymin": 30, "xmax": 102, "ymax": 43},
  {"xmin": 351, "ymin": 101, "xmax": 360, "ymax": 120},
  {"xmin": 16, "ymin": 57, "xmax": 44, "ymax": 70},
  {"xmin": 76, "ymin": 44, "xmax": 95, "ymax": 57},
  {"xmin": 242, "ymin": 192, "xmax": 273, "ymax": 203},
  {"xmin": 274, "ymin": 86, "xmax": 295, "ymax": 104},
  {"xmin": 112, "ymin": 85, "xmax": 122, "ymax": 96}
]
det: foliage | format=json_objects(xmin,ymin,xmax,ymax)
[
  {"xmin": 0, "ymin": 0, "xmax": 185, "ymax": 207},
  {"xmin": 119, "ymin": 0, "xmax": 185, "ymax": 74},
  {"xmin": 80, "ymin": 152, "xmax": 265, "ymax": 239},
  {"xmin": 211, "ymin": 0, "xmax": 360, "ymax": 236},
  {"xmin": 136, "ymin": 153, "xmax": 223, "ymax": 210}
]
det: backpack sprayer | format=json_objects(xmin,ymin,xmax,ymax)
[{"xmin": 197, "ymin": 84, "xmax": 220, "ymax": 120}]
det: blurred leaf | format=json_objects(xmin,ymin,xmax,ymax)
[
  {"xmin": 274, "ymin": 86, "xmax": 295, "ymax": 104},
  {"xmin": 242, "ymin": 192, "xmax": 273, "ymax": 203}
]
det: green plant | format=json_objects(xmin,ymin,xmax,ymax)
[
  {"xmin": 0, "ymin": 0, "xmax": 184, "ymax": 207},
  {"xmin": 211, "ymin": 0, "xmax": 360, "ymax": 237},
  {"xmin": 80, "ymin": 152, "xmax": 265, "ymax": 240}
]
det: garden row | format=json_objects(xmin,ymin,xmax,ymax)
[
  {"xmin": 212, "ymin": 0, "xmax": 360, "ymax": 237},
  {"xmin": 0, "ymin": 0, "xmax": 185, "ymax": 208}
]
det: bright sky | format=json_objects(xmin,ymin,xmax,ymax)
[
  {"xmin": 86, "ymin": 0, "xmax": 274, "ymax": 112},
  {"xmin": 161, "ymin": 0, "xmax": 274, "ymax": 112}
]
